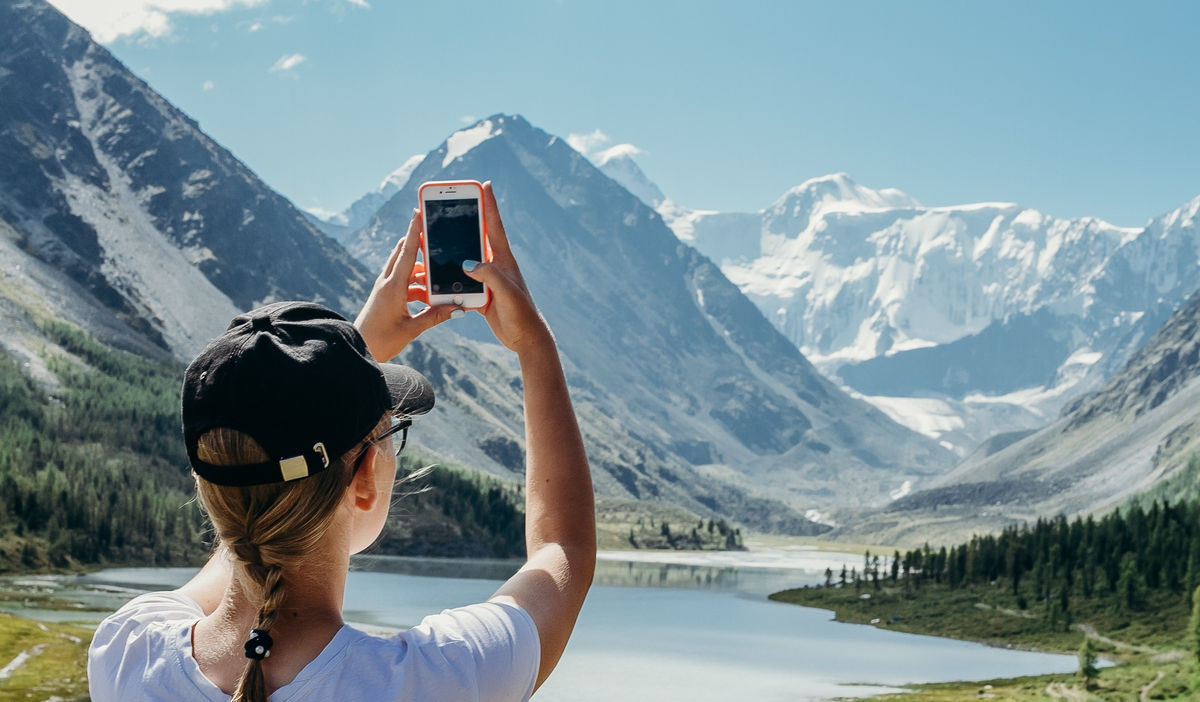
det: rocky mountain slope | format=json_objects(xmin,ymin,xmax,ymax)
[
  {"xmin": 839, "ymin": 286, "xmax": 1200, "ymax": 546},
  {"xmin": 0, "ymin": 0, "xmax": 372, "ymax": 361},
  {"xmin": 348, "ymin": 116, "xmax": 954, "ymax": 520}
]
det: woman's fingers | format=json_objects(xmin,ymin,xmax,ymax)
[
  {"xmin": 381, "ymin": 229, "xmax": 406, "ymax": 280},
  {"xmin": 482, "ymin": 182, "xmax": 514, "ymax": 262},
  {"xmin": 389, "ymin": 211, "xmax": 424, "ymax": 282}
]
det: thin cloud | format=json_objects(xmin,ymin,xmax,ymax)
[
  {"xmin": 568, "ymin": 129, "xmax": 646, "ymax": 166},
  {"xmin": 247, "ymin": 21, "xmax": 263, "ymax": 32},
  {"xmin": 343, "ymin": 0, "xmax": 370, "ymax": 7},
  {"xmin": 46, "ymin": 0, "xmax": 266, "ymax": 44},
  {"xmin": 270, "ymin": 53, "xmax": 307, "ymax": 73},
  {"xmin": 202, "ymin": 80, "xmax": 215, "ymax": 91},
  {"xmin": 595, "ymin": 143, "xmax": 643, "ymax": 164},
  {"xmin": 460, "ymin": 115, "xmax": 478, "ymax": 125},
  {"xmin": 566, "ymin": 129, "xmax": 610, "ymax": 157}
]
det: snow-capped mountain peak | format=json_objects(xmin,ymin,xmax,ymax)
[
  {"xmin": 594, "ymin": 147, "xmax": 665, "ymax": 208},
  {"xmin": 442, "ymin": 118, "xmax": 501, "ymax": 168},
  {"xmin": 766, "ymin": 173, "xmax": 921, "ymax": 236},
  {"xmin": 380, "ymin": 154, "xmax": 424, "ymax": 192}
]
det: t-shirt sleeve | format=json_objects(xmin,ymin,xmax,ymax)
[
  {"xmin": 402, "ymin": 601, "xmax": 541, "ymax": 702},
  {"xmin": 87, "ymin": 591, "xmax": 204, "ymax": 701}
]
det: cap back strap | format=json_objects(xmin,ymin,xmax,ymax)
[{"xmin": 190, "ymin": 443, "xmax": 333, "ymax": 487}]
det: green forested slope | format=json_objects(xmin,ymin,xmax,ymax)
[
  {"xmin": 0, "ymin": 321, "xmax": 205, "ymax": 570},
  {"xmin": 0, "ymin": 320, "xmax": 526, "ymax": 573}
]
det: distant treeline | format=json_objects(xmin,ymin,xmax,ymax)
[
  {"xmin": 0, "ymin": 320, "xmax": 525, "ymax": 572},
  {"xmin": 626, "ymin": 516, "xmax": 743, "ymax": 550},
  {"xmin": 834, "ymin": 498, "xmax": 1200, "ymax": 625}
]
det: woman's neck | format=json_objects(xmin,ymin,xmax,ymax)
[{"xmin": 192, "ymin": 543, "xmax": 351, "ymax": 695}]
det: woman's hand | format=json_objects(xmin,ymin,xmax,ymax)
[
  {"xmin": 461, "ymin": 182, "xmax": 552, "ymax": 355},
  {"xmin": 355, "ymin": 210, "xmax": 461, "ymax": 361}
]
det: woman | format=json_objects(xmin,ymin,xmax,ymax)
[{"xmin": 87, "ymin": 182, "xmax": 596, "ymax": 701}]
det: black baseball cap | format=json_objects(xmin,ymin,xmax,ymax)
[{"xmin": 182, "ymin": 301, "xmax": 434, "ymax": 487}]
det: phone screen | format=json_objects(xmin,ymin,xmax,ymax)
[{"xmin": 425, "ymin": 198, "xmax": 484, "ymax": 295}]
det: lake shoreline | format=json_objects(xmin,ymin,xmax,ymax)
[{"xmin": 2, "ymin": 552, "xmax": 1085, "ymax": 701}]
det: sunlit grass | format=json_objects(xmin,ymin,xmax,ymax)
[{"xmin": 0, "ymin": 612, "xmax": 91, "ymax": 702}]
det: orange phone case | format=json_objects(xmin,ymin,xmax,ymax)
[{"xmin": 417, "ymin": 180, "xmax": 492, "ymax": 309}]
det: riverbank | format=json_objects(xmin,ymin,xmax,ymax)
[{"xmin": 771, "ymin": 583, "xmax": 1195, "ymax": 700}]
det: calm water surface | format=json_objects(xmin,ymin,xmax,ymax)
[{"xmin": 14, "ymin": 549, "xmax": 1079, "ymax": 701}]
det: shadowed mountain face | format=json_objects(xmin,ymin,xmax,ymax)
[
  {"xmin": 348, "ymin": 116, "xmax": 954, "ymax": 515},
  {"xmin": 0, "ymin": 0, "xmax": 371, "ymax": 357},
  {"xmin": 836, "ymin": 286, "xmax": 1200, "ymax": 547}
]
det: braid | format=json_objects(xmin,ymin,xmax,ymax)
[
  {"xmin": 257, "ymin": 564, "xmax": 286, "ymax": 633},
  {"xmin": 230, "ymin": 562, "xmax": 285, "ymax": 702}
]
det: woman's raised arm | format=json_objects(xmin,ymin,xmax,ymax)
[{"xmin": 464, "ymin": 182, "xmax": 596, "ymax": 691}]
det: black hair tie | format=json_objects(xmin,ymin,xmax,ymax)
[{"xmin": 244, "ymin": 629, "xmax": 274, "ymax": 660}]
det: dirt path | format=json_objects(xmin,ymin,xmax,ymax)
[
  {"xmin": 1076, "ymin": 623, "xmax": 1160, "ymax": 655},
  {"xmin": 1044, "ymin": 681, "xmax": 1089, "ymax": 701},
  {"xmin": 1140, "ymin": 670, "xmax": 1165, "ymax": 702},
  {"xmin": 974, "ymin": 601, "xmax": 1038, "ymax": 620}
]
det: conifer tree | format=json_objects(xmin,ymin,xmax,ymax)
[
  {"xmin": 1078, "ymin": 637, "xmax": 1098, "ymax": 688},
  {"xmin": 1190, "ymin": 584, "xmax": 1200, "ymax": 666},
  {"xmin": 1116, "ymin": 553, "xmax": 1141, "ymax": 612}
]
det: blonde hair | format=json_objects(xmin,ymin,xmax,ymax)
[{"xmin": 194, "ymin": 415, "xmax": 390, "ymax": 702}]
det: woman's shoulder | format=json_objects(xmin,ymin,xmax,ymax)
[
  {"xmin": 303, "ymin": 602, "xmax": 540, "ymax": 702},
  {"xmin": 91, "ymin": 590, "xmax": 203, "ymax": 647},
  {"xmin": 88, "ymin": 591, "xmax": 220, "ymax": 702}
]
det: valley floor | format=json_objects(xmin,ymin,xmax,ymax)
[{"xmin": 771, "ymin": 584, "xmax": 1196, "ymax": 700}]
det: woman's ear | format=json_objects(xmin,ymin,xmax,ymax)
[{"xmin": 351, "ymin": 444, "xmax": 382, "ymax": 512}]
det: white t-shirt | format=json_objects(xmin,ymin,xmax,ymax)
[{"xmin": 87, "ymin": 591, "xmax": 540, "ymax": 702}]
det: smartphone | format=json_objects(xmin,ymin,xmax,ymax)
[{"xmin": 418, "ymin": 180, "xmax": 489, "ymax": 309}]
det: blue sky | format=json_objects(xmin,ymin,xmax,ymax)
[{"xmin": 49, "ymin": 0, "xmax": 1200, "ymax": 226}]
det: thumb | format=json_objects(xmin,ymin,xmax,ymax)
[
  {"xmin": 461, "ymin": 260, "xmax": 511, "ymax": 293},
  {"xmin": 412, "ymin": 304, "xmax": 461, "ymax": 332}
]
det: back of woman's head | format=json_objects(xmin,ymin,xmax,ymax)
[
  {"xmin": 181, "ymin": 302, "xmax": 434, "ymax": 701},
  {"xmin": 193, "ymin": 415, "xmax": 389, "ymax": 702}
]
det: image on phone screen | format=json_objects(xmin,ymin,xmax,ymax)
[{"xmin": 425, "ymin": 198, "xmax": 484, "ymax": 295}]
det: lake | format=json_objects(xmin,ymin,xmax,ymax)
[{"xmin": 6, "ymin": 547, "xmax": 1079, "ymax": 700}]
